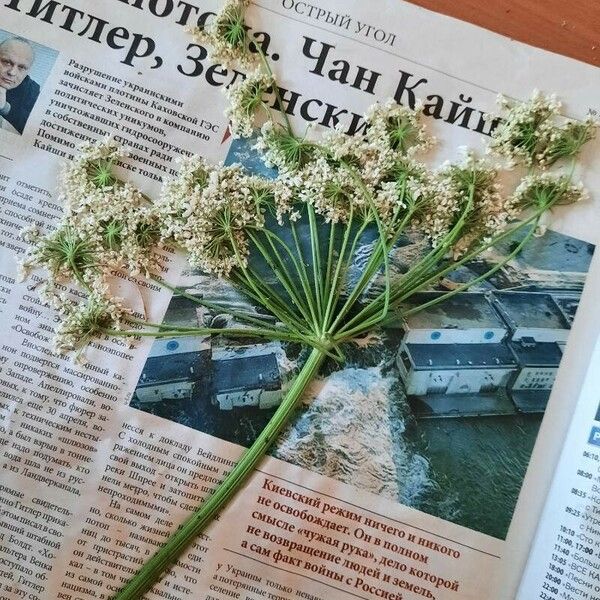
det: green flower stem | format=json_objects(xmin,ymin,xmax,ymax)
[
  {"xmin": 240, "ymin": 264, "xmax": 311, "ymax": 334},
  {"xmin": 335, "ymin": 182, "xmax": 562, "ymax": 341},
  {"xmin": 307, "ymin": 204, "xmax": 324, "ymax": 319},
  {"xmin": 337, "ymin": 184, "xmax": 478, "ymax": 337},
  {"xmin": 393, "ymin": 184, "xmax": 476, "ymax": 294},
  {"xmin": 152, "ymin": 276, "xmax": 276, "ymax": 329},
  {"xmin": 329, "ymin": 182, "xmax": 413, "ymax": 333},
  {"xmin": 389, "ymin": 201, "xmax": 556, "ymax": 311},
  {"xmin": 103, "ymin": 326, "xmax": 300, "ymax": 344},
  {"xmin": 104, "ymin": 324, "xmax": 339, "ymax": 358},
  {"xmin": 290, "ymin": 219, "xmax": 321, "ymax": 325},
  {"xmin": 331, "ymin": 210, "xmax": 414, "ymax": 338},
  {"xmin": 112, "ymin": 346, "xmax": 327, "ymax": 600},
  {"xmin": 333, "ymin": 204, "xmax": 415, "ymax": 338},
  {"xmin": 325, "ymin": 161, "xmax": 392, "ymax": 335},
  {"xmin": 321, "ymin": 205, "xmax": 355, "ymax": 330},
  {"xmin": 400, "ymin": 219, "xmax": 539, "ymax": 319},
  {"xmin": 255, "ymin": 45, "xmax": 294, "ymax": 136},
  {"xmin": 229, "ymin": 241, "xmax": 307, "ymax": 334},
  {"xmin": 230, "ymin": 270, "xmax": 309, "ymax": 337},
  {"xmin": 248, "ymin": 229, "xmax": 318, "ymax": 331},
  {"xmin": 322, "ymin": 219, "xmax": 337, "ymax": 310},
  {"xmin": 339, "ymin": 209, "xmax": 546, "ymax": 340}
]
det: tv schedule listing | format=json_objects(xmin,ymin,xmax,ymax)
[
  {"xmin": 538, "ymin": 430, "xmax": 600, "ymax": 600},
  {"xmin": 517, "ymin": 335, "xmax": 600, "ymax": 600}
]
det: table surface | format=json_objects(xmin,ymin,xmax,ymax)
[{"xmin": 407, "ymin": 0, "xmax": 600, "ymax": 66}]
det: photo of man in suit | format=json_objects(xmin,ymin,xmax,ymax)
[{"xmin": 0, "ymin": 37, "xmax": 40, "ymax": 134}]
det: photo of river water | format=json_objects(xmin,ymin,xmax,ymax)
[
  {"xmin": 405, "ymin": 414, "xmax": 541, "ymax": 539},
  {"xmin": 132, "ymin": 331, "xmax": 541, "ymax": 540}
]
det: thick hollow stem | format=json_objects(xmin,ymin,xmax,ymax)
[{"xmin": 113, "ymin": 346, "xmax": 327, "ymax": 600}]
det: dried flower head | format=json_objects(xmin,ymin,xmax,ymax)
[
  {"xmin": 320, "ymin": 101, "xmax": 434, "ymax": 191},
  {"xmin": 158, "ymin": 161, "xmax": 271, "ymax": 275},
  {"xmin": 444, "ymin": 155, "xmax": 506, "ymax": 255},
  {"xmin": 54, "ymin": 293, "xmax": 129, "ymax": 357},
  {"xmin": 488, "ymin": 91, "xmax": 560, "ymax": 166},
  {"xmin": 365, "ymin": 100, "xmax": 432, "ymax": 156},
  {"xmin": 21, "ymin": 224, "xmax": 96, "ymax": 285},
  {"xmin": 293, "ymin": 157, "xmax": 366, "ymax": 223},
  {"xmin": 225, "ymin": 70, "xmax": 273, "ymax": 138},
  {"xmin": 512, "ymin": 173, "xmax": 588, "ymax": 211},
  {"xmin": 87, "ymin": 158, "xmax": 117, "ymax": 189},
  {"xmin": 190, "ymin": 0, "xmax": 258, "ymax": 69},
  {"xmin": 408, "ymin": 170, "xmax": 461, "ymax": 246},
  {"xmin": 255, "ymin": 122, "xmax": 317, "ymax": 173},
  {"xmin": 537, "ymin": 118, "xmax": 597, "ymax": 167}
]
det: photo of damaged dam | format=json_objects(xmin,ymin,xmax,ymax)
[
  {"xmin": 132, "ymin": 290, "xmax": 288, "ymax": 412},
  {"xmin": 129, "ymin": 137, "xmax": 595, "ymax": 539}
]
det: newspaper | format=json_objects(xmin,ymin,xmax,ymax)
[{"xmin": 0, "ymin": 1, "xmax": 599, "ymax": 599}]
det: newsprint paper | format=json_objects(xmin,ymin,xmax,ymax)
[{"xmin": 1, "ymin": 1, "xmax": 600, "ymax": 599}]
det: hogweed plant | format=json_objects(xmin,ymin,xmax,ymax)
[{"xmin": 19, "ymin": 2, "xmax": 596, "ymax": 598}]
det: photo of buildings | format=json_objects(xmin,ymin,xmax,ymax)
[
  {"xmin": 395, "ymin": 290, "xmax": 570, "ymax": 417},
  {"xmin": 130, "ymin": 282, "xmax": 293, "ymax": 439},
  {"xmin": 130, "ymin": 137, "xmax": 595, "ymax": 539}
]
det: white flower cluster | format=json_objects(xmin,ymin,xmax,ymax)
[
  {"xmin": 18, "ymin": 139, "xmax": 159, "ymax": 356},
  {"xmin": 440, "ymin": 155, "xmax": 505, "ymax": 256},
  {"xmin": 364, "ymin": 100, "xmax": 433, "ymax": 156},
  {"xmin": 512, "ymin": 172, "xmax": 588, "ymax": 211},
  {"xmin": 488, "ymin": 91, "xmax": 561, "ymax": 167},
  {"xmin": 225, "ymin": 70, "xmax": 273, "ymax": 138},
  {"xmin": 406, "ymin": 167, "xmax": 463, "ymax": 247},
  {"xmin": 536, "ymin": 117, "xmax": 597, "ymax": 167},
  {"xmin": 255, "ymin": 101, "xmax": 436, "ymax": 226},
  {"xmin": 53, "ymin": 292, "xmax": 130, "ymax": 358},
  {"xmin": 190, "ymin": 0, "xmax": 257, "ymax": 70},
  {"xmin": 20, "ymin": 140, "xmax": 160, "ymax": 292},
  {"xmin": 294, "ymin": 157, "xmax": 366, "ymax": 223},
  {"xmin": 489, "ymin": 91, "xmax": 597, "ymax": 167},
  {"xmin": 254, "ymin": 122, "xmax": 316, "ymax": 175},
  {"xmin": 157, "ymin": 158, "xmax": 290, "ymax": 275}
]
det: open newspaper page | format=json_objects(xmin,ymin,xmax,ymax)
[{"xmin": 0, "ymin": 1, "xmax": 599, "ymax": 599}]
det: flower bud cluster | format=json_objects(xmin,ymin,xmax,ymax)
[
  {"xmin": 156, "ymin": 156, "xmax": 292, "ymax": 275},
  {"xmin": 190, "ymin": 0, "xmax": 257, "ymax": 70},
  {"xmin": 53, "ymin": 292, "xmax": 130, "ymax": 357},
  {"xmin": 225, "ymin": 70, "xmax": 274, "ymax": 138},
  {"xmin": 489, "ymin": 90, "xmax": 597, "ymax": 167}
]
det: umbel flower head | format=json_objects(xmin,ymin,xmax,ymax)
[
  {"xmin": 59, "ymin": 138, "xmax": 125, "ymax": 212},
  {"xmin": 158, "ymin": 160, "xmax": 279, "ymax": 276},
  {"xmin": 18, "ymin": 139, "xmax": 165, "ymax": 322},
  {"xmin": 255, "ymin": 122, "xmax": 317, "ymax": 174},
  {"xmin": 56, "ymin": 138, "xmax": 161, "ymax": 273},
  {"xmin": 20, "ymin": 224, "xmax": 96, "ymax": 284},
  {"xmin": 512, "ymin": 172, "xmax": 587, "ymax": 211},
  {"xmin": 190, "ymin": 0, "xmax": 258, "ymax": 69},
  {"xmin": 537, "ymin": 118, "xmax": 596, "ymax": 167},
  {"xmin": 488, "ymin": 90, "xmax": 597, "ymax": 167},
  {"xmin": 225, "ymin": 70, "xmax": 274, "ymax": 138},
  {"xmin": 437, "ymin": 154, "xmax": 506, "ymax": 256},
  {"xmin": 53, "ymin": 293, "xmax": 129, "ymax": 357},
  {"xmin": 364, "ymin": 100, "xmax": 433, "ymax": 156}
]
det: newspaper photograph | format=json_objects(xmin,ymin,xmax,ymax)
[
  {"xmin": 131, "ymin": 136, "xmax": 595, "ymax": 541},
  {"xmin": 0, "ymin": 1, "xmax": 599, "ymax": 600}
]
